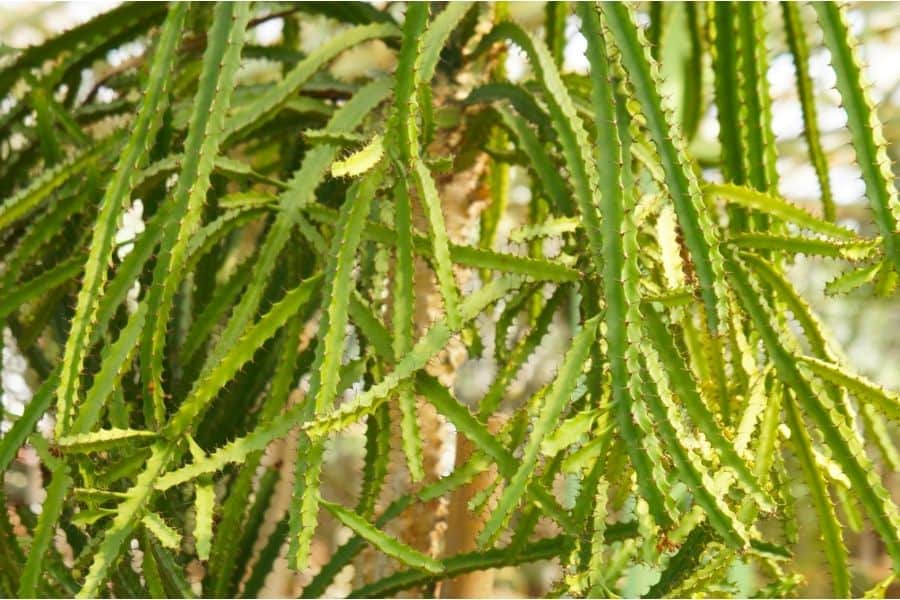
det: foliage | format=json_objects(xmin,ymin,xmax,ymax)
[{"xmin": 0, "ymin": 2, "xmax": 898, "ymax": 598}]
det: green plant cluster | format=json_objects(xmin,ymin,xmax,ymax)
[{"xmin": 0, "ymin": 2, "xmax": 898, "ymax": 598}]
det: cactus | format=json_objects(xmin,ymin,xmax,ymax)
[{"xmin": 0, "ymin": 3, "xmax": 898, "ymax": 597}]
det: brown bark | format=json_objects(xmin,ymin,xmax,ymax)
[{"xmin": 440, "ymin": 415, "xmax": 506, "ymax": 598}]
